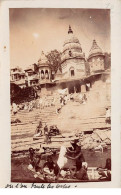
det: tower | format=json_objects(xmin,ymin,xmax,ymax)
[
  {"xmin": 88, "ymin": 39, "xmax": 105, "ymax": 74},
  {"xmin": 61, "ymin": 26, "xmax": 86, "ymax": 80},
  {"xmin": 38, "ymin": 51, "xmax": 51, "ymax": 82}
]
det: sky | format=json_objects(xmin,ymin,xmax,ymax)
[{"xmin": 9, "ymin": 8, "xmax": 110, "ymax": 69}]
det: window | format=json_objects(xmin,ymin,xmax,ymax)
[
  {"xmin": 41, "ymin": 70, "xmax": 44, "ymax": 79},
  {"xmin": 41, "ymin": 70, "xmax": 44, "ymax": 74},
  {"xmin": 71, "ymin": 70, "xmax": 75, "ymax": 76},
  {"xmin": 45, "ymin": 70, "xmax": 49, "ymax": 79}
]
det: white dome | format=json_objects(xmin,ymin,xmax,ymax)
[
  {"xmin": 63, "ymin": 42, "xmax": 82, "ymax": 52},
  {"xmin": 64, "ymin": 35, "xmax": 80, "ymax": 46},
  {"xmin": 61, "ymin": 26, "xmax": 85, "ymax": 63}
]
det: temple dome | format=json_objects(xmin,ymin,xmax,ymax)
[
  {"xmin": 61, "ymin": 26, "xmax": 85, "ymax": 63},
  {"xmin": 64, "ymin": 35, "xmax": 80, "ymax": 46},
  {"xmin": 88, "ymin": 39, "xmax": 104, "ymax": 59},
  {"xmin": 63, "ymin": 42, "xmax": 82, "ymax": 52},
  {"xmin": 38, "ymin": 51, "xmax": 49, "ymax": 67}
]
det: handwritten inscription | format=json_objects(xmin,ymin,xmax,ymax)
[{"xmin": 5, "ymin": 183, "xmax": 71, "ymax": 188}]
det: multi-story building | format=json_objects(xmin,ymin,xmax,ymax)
[
  {"xmin": 24, "ymin": 66, "xmax": 39, "ymax": 87},
  {"xmin": 10, "ymin": 67, "xmax": 26, "ymax": 88}
]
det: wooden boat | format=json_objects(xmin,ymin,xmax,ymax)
[{"xmin": 27, "ymin": 165, "xmax": 107, "ymax": 182}]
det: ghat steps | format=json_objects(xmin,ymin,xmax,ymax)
[{"xmin": 11, "ymin": 99, "xmax": 110, "ymax": 152}]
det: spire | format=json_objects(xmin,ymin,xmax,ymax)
[
  {"xmin": 90, "ymin": 39, "xmax": 101, "ymax": 51},
  {"xmin": 68, "ymin": 25, "xmax": 73, "ymax": 34},
  {"xmin": 88, "ymin": 39, "xmax": 103, "ymax": 59}
]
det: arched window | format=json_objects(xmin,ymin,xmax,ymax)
[
  {"xmin": 41, "ymin": 70, "xmax": 44, "ymax": 79},
  {"xmin": 45, "ymin": 70, "xmax": 48, "ymax": 74},
  {"xmin": 70, "ymin": 67, "xmax": 75, "ymax": 77},
  {"xmin": 71, "ymin": 70, "xmax": 75, "ymax": 76},
  {"xmin": 45, "ymin": 70, "xmax": 49, "ymax": 79},
  {"xmin": 41, "ymin": 70, "xmax": 44, "ymax": 74}
]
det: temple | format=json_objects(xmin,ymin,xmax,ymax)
[
  {"xmin": 88, "ymin": 39, "xmax": 105, "ymax": 74},
  {"xmin": 60, "ymin": 25, "xmax": 85, "ymax": 80},
  {"xmin": 10, "ymin": 25, "xmax": 110, "ymax": 105},
  {"xmin": 37, "ymin": 51, "xmax": 51, "ymax": 82}
]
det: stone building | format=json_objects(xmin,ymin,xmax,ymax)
[
  {"xmin": 24, "ymin": 66, "xmax": 39, "ymax": 87},
  {"xmin": 88, "ymin": 39, "xmax": 105, "ymax": 74},
  {"xmin": 10, "ymin": 26, "xmax": 110, "ymax": 105},
  {"xmin": 61, "ymin": 26, "xmax": 86, "ymax": 80},
  {"xmin": 10, "ymin": 67, "xmax": 26, "ymax": 88},
  {"xmin": 10, "ymin": 67, "xmax": 25, "ymax": 82},
  {"xmin": 37, "ymin": 51, "xmax": 51, "ymax": 83}
]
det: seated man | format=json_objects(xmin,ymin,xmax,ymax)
[
  {"xmin": 97, "ymin": 158, "xmax": 111, "ymax": 181},
  {"xmin": 75, "ymin": 162, "xmax": 89, "ymax": 180},
  {"xmin": 43, "ymin": 156, "xmax": 59, "ymax": 176}
]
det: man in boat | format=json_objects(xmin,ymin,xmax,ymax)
[
  {"xmin": 66, "ymin": 139, "xmax": 85, "ymax": 171},
  {"xmin": 28, "ymin": 146, "xmax": 45, "ymax": 173},
  {"xmin": 75, "ymin": 162, "xmax": 89, "ymax": 180},
  {"xmin": 97, "ymin": 158, "xmax": 111, "ymax": 181},
  {"xmin": 28, "ymin": 147, "xmax": 36, "ymax": 168},
  {"xmin": 43, "ymin": 156, "xmax": 59, "ymax": 177},
  {"xmin": 66, "ymin": 140, "xmax": 89, "ymax": 180}
]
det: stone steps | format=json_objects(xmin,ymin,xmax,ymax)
[{"xmin": 11, "ymin": 99, "xmax": 110, "ymax": 152}]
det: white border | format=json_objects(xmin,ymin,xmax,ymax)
[{"xmin": 0, "ymin": 0, "xmax": 121, "ymax": 188}]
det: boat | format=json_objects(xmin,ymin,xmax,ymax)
[{"xmin": 27, "ymin": 165, "xmax": 108, "ymax": 183}]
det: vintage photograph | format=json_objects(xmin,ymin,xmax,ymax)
[{"xmin": 10, "ymin": 8, "xmax": 111, "ymax": 183}]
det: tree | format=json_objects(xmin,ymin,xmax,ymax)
[{"xmin": 46, "ymin": 50, "xmax": 61, "ymax": 73}]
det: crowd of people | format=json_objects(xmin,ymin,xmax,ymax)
[
  {"xmin": 28, "ymin": 138, "xmax": 111, "ymax": 181},
  {"xmin": 56, "ymin": 92, "xmax": 88, "ymax": 114},
  {"xmin": 11, "ymin": 91, "xmax": 88, "ymax": 116},
  {"xmin": 11, "ymin": 95, "xmax": 56, "ymax": 115}
]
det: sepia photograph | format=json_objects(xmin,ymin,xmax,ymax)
[{"xmin": 10, "ymin": 8, "xmax": 111, "ymax": 183}]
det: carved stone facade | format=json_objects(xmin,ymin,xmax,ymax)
[
  {"xmin": 11, "ymin": 27, "xmax": 107, "ymax": 91},
  {"xmin": 88, "ymin": 39, "xmax": 105, "ymax": 74},
  {"xmin": 37, "ymin": 51, "xmax": 51, "ymax": 83},
  {"xmin": 61, "ymin": 26, "xmax": 86, "ymax": 80}
]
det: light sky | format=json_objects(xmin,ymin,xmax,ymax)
[{"xmin": 9, "ymin": 8, "xmax": 110, "ymax": 69}]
